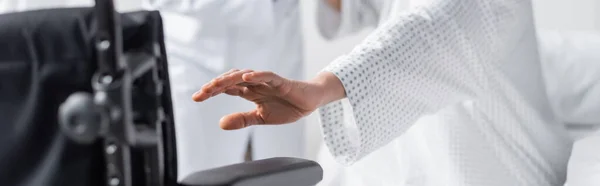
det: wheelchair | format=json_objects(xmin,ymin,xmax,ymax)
[{"xmin": 0, "ymin": 0, "xmax": 323, "ymax": 185}]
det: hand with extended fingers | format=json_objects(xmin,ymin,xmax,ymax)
[{"xmin": 192, "ymin": 69, "xmax": 345, "ymax": 130}]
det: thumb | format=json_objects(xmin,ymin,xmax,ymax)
[{"xmin": 219, "ymin": 110, "xmax": 265, "ymax": 130}]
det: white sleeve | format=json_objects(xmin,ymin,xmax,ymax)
[
  {"xmin": 538, "ymin": 31, "xmax": 600, "ymax": 127},
  {"xmin": 316, "ymin": 0, "xmax": 381, "ymax": 40},
  {"xmin": 318, "ymin": 0, "xmax": 533, "ymax": 164}
]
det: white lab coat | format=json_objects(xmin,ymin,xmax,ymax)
[
  {"xmin": 316, "ymin": 0, "xmax": 574, "ymax": 185},
  {"xmin": 141, "ymin": 0, "xmax": 306, "ymax": 181}
]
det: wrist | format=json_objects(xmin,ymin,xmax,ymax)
[{"xmin": 310, "ymin": 71, "xmax": 346, "ymax": 107}]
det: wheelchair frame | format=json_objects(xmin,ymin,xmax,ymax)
[{"xmin": 58, "ymin": 0, "xmax": 177, "ymax": 185}]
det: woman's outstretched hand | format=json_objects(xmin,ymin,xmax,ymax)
[{"xmin": 192, "ymin": 69, "xmax": 346, "ymax": 130}]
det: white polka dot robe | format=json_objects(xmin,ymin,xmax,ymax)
[{"xmin": 317, "ymin": 0, "xmax": 573, "ymax": 185}]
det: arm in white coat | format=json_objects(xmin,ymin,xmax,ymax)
[{"xmin": 317, "ymin": 0, "xmax": 535, "ymax": 164}]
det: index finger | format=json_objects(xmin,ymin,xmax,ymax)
[{"xmin": 192, "ymin": 69, "xmax": 253, "ymax": 102}]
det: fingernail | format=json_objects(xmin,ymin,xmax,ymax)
[
  {"xmin": 192, "ymin": 91, "xmax": 203, "ymax": 101},
  {"xmin": 193, "ymin": 90, "xmax": 202, "ymax": 96}
]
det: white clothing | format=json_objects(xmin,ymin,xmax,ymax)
[
  {"xmin": 566, "ymin": 133, "xmax": 600, "ymax": 186},
  {"xmin": 315, "ymin": 29, "xmax": 600, "ymax": 186},
  {"xmin": 537, "ymin": 30, "xmax": 600, "ymax": 186},
  {"xmin": 538, "ymin": 31, "xmax": 600, "ymax": 137},
  {"xmin": 317, "ymin": 0, "xmax": 573, "ymax": 186},
  {"xmin": 143, "ymin": 0, "xmax": 306, "ymax": 181}
]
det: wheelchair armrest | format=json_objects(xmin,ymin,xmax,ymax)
[{"xmin": 179, "ymin": 157, "xmax": 323, "ymax": 186}]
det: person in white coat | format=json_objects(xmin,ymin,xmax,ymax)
[
  {"xmin": 141, "ymin": 0, "xmax": 306, "ymax": 181},
  {"xmin": 192, "ymin": 0, "xmax": 577, "ymax": 185}
]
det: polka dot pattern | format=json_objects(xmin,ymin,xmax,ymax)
[{"xmin": 317, "ymin": 1, "xmax": 572, "ymax": 185}]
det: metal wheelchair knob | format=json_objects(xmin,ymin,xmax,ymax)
[{"xmin": 58, "ymin": 92, "xmax": 107, "ymax": 144}]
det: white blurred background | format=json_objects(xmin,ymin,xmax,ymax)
[{"xmin": 2, "ymin": 0, "xmax": 598, "ymax": 161}]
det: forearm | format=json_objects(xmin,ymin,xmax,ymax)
[{"xmin": 310, "ymin": 72, "xmax": 346, "ymax": 107}]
